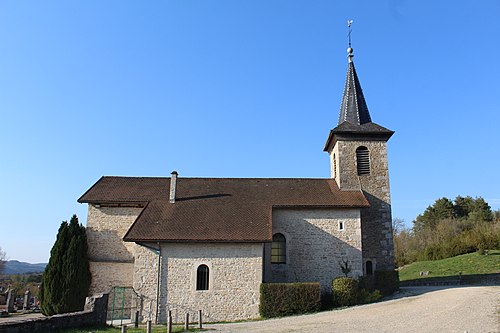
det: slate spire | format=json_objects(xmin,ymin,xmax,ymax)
[
  {"xmin": 338, "ymin": 47, "xmax": 372, "ymax": 126},
  {"xmin": 323, "ymin": 25, "xmax": 394, "ymax": 153}
]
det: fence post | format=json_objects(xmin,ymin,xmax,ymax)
[
  {"xmin": 111, "ymin": 287, "xmax": 116, "ymax": 324},
  {"xmin": 135, "ymin": 310, "xmax": 139, "ymax": 328},
  {"xmin": 146, "ymin": 320, "xmax": 152, "ymax": 333},
  {"xmin": 198, "ymin": 310, "xmax": 203, "ymax": 329},
  {"xmin": 168, "ymin": 310, "xmax": 172, "ymax": 333},
  {"xmin": 185, "ymin": 312, "xmax": 189, "ymax": 331},
  {"xmin": 120, "ymin": 287, "xmax": 125, "ymax": 327},
  {"xmin": 121, "ymin": 325, "xmax": 127, "ymax": 333}
]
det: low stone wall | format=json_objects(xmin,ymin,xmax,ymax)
[
  {"xmin": 400, "ymin": 273, "xmax": 500, "ymax": 287},
  {"xmin": 0, "ymin": 294, "xmax": 108, "ymax": 333}
]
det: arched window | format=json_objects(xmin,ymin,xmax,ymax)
[
  {"xmin": 366, "ymin": 260, "xmax": 373, "ymax": 275},
  {"xmin": 356, "ymin": 146, "xmax": 370, "ymax": 175},
  {"xmin": 271, "ymin": 233, "xmax": 286, "ymax": 264},
  {"xmin": 196, "ymin": 264, "xmax": 209, "ymax": 290}
]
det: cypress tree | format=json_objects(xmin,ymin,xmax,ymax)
[{"xmin": 40, "ymin": 215, "xmax": 91, "ymax": 315}]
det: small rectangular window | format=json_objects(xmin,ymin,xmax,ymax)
[{"xmin": 339, "ymin": 221, "xmax": 344, "ymax": 231}]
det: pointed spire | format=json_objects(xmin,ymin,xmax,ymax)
[
  {"xmin": 337, "ymin": 21, "xmax": 372, "ymax": 126},
  {"xmin": 323, "ymin": 22, "xmax": 394, "ymax": 152}
]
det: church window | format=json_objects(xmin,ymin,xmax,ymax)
[
  {"xmin": 271, "ymin": 233, "xmax": 286, "ymax": 264},
  {"xmin": 366, "ymin": 260, "xmax": 373, "ymax": 275},
  {"xmin": 356, "ymin": 146, "xmax": 370, "ymax": 175},
  {"xmin": 338, "ymin": 221, "xmax": 344, "ymax": 231},
  {"xmin": 196, "ymin": 264, "xmax": 209, "ymax": 290}
]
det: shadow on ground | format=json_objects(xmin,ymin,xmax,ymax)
[
  {"xmin": 387, "ymin": 273, "xmax": 499, "ymax": 301},
  {"xmin": 400, "ymin": 272, "xmax": 500, "ymax": 287}
]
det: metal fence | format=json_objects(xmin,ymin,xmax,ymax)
[{"xmin": 107, "ymin": 286, "xmax": 151, "ymax": 326}]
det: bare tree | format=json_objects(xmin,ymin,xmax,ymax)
[
  {"xmin": 0, "ymin": 246, "xmax": 7, "ymax": 274},
  {"xmin": 338, "ymin": 257, "xmax": 351, "ymax": 277},
  {"xmin": 392, "ymin": 217, "xmax": 406, "ymax": 236}
]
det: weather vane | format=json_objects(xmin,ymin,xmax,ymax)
[{"xmin": 347, "ymin": 20, "xmax": 353, "ymax": 48}]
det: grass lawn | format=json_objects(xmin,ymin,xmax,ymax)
[
  {"xmin": 398, "ymin": 250, "xmax": 500, "ymax": 281},
  {"xmin": 55, "ymin": 324, "xmax": 202, "ymax": 333}
]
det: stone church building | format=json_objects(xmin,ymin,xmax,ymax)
[{"xmin": 78, "ymin": 46, "xmax": 395, "ymax": 322}]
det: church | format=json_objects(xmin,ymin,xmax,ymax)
[{"xmin": 78, "ymin": 45, "xmax": 395, "ymax": 323}]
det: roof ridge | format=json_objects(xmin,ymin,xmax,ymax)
[{"xmin": 100, "ymin": 176, "xmax": 336, "ymax": 181}]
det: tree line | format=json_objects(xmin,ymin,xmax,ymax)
[{"xmin": 393, "ymin": 196, "xmax": 500, "ymax": 267}]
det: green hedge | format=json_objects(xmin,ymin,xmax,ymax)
[
  {"xmin": 332, "ymin": 277, "xmax": 359, "ymax": 306},
  {"xmin": 374, "ymin": 270, "xmax": 400, "ymax": 296},
  {"xmin": 259, "ymin": 282, "xmax": 321, "ymax": 318},
  {"xmin": 332, "ymin": 277, "xmax": 383, "ymax": 307}
]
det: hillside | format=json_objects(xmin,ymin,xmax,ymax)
[
  {"xmin": 398, "ymin": 250, "xmax": 500, "ymax": 281},
  {"xmin": 2, "ymin": 260, "xmax": 47, "ymax": 274}
]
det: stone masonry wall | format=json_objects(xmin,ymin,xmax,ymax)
[
  {"xmin": 266, "ymin": 208, "xmax": 362, "ymax": 293},
  {"xmin": 86, "ymin": 205, "xmax": 142, "ymax": 261},
  {"xmin": 334, "ymin": 140, "xmax": 394, "ymax": 270},
  {"xmin": 153, "ymin": 243, "xmax": 263, "ymax": 323},
  {"xmin": 330, "ymin": 142, "xmax": 340, "ymax": 182},
  {"xmin": 86, "ymin": 205, "xmax": 143, "ymax": 294},
  {"xmin": 132, "ymin": 243, "xmax": 160, "ymax": 322},
  {"xmin": 0, "ymin": 294, "xmax": 108, "ymax": 333},
  {"xmin": 89, "ymin": 261, "xmax": 134, "ymax": 295}
]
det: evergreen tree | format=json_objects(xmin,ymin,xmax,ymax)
[
  {"xmin": 40, "ymin": 215, "xmax": 91, "ymax": 315},
  {"xmin": 413, "ymin": 197, "xmax": 455, "ymax": 231},
  {"xmin": 454, "ymin": 196, "xmax": 493, "ymax": 222}
]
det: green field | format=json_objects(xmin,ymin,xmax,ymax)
[
  {"xmin": 398, "ymin": 250, "xmax": 500, "ymax": 281},
  {"xmin": 54, "ymin": 324, "xmax": 201, "ymax": 333}
]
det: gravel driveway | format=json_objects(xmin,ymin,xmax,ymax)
[{"xmin": 205, "ymin": 286, "xmax": 500, "ymax": 333}]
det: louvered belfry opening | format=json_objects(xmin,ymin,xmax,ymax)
[{"xmin": 356, "ymin": 146, "xmax": 370, "ymax": 175}]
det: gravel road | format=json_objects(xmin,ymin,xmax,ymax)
[{"xmin": 205, "ymin": 286, "xmax": 500, "ymax": 333}]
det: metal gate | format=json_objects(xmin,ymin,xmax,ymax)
[{"xmin": 107, "ymin": 287, "xmax": 147, "ymax": 326}]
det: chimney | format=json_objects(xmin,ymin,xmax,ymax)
[{"xmin": 169, "ymin": 171, "xmax": 178, "ymax": 203}]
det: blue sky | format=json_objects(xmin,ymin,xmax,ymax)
[{"xmin": 1, "ymin": 1, "xmax": 499, "ymax": 263}]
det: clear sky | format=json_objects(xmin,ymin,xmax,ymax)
[{"xmin": 1, "ymin": 1, "xmax": 499, "ymax": 263}]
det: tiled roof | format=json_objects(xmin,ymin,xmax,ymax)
[{"xmin": 78, "ymin": 176, "xmax": 369, "ymax": 242}]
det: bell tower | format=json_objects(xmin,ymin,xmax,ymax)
[{"xmin": 324, "ymin": 32, "xmax": 395, "ymax": 272}]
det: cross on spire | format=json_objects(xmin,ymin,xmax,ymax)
[{"xmin": 348, "ymin": 20, "xmax": 353, "ymax": 48}]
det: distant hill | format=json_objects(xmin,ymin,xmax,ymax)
[{"xmin": 2, "ymin": 260, "xmax": 47, "ymax": 274}]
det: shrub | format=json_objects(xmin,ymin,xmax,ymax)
[
  {"xmin": 320, "ymin": 292, "xmax": 334, "ymax": 310},
  {"xmin": 374, "ymin": 270, "xmax": 399, "ymax": 296},
  {"xmin": 332, "ymin": 277, "xmax": 384, "ymax": 307},
  {"xmin": 332, "ymin": 277, "xmax": 359, "ymax": 306},
  {"xmin": 358, "ymin": 288, "xmax": 382, "ymax": 304},
  {"xmin": 259, "ymin": 283, "xmax": 321, "ymax": 318},
  {"xmin": 358, "ymin": 275, "xmax": 375, "ymax": 291}
]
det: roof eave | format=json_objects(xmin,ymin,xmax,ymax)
[
  {"xmin": 324, "ymin": 127, "xmax": 394, "ymax": 152},
  {"xmin": 124, "ymin": 238, "xmax": 271, "ymax": 243},
  {"xmin": 272, "ymin": 203, "xmax": 369, "ymax": 209},
  {"xmin": 78, "ymin": 199, "xmax": 148, "ymax": 206}
]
